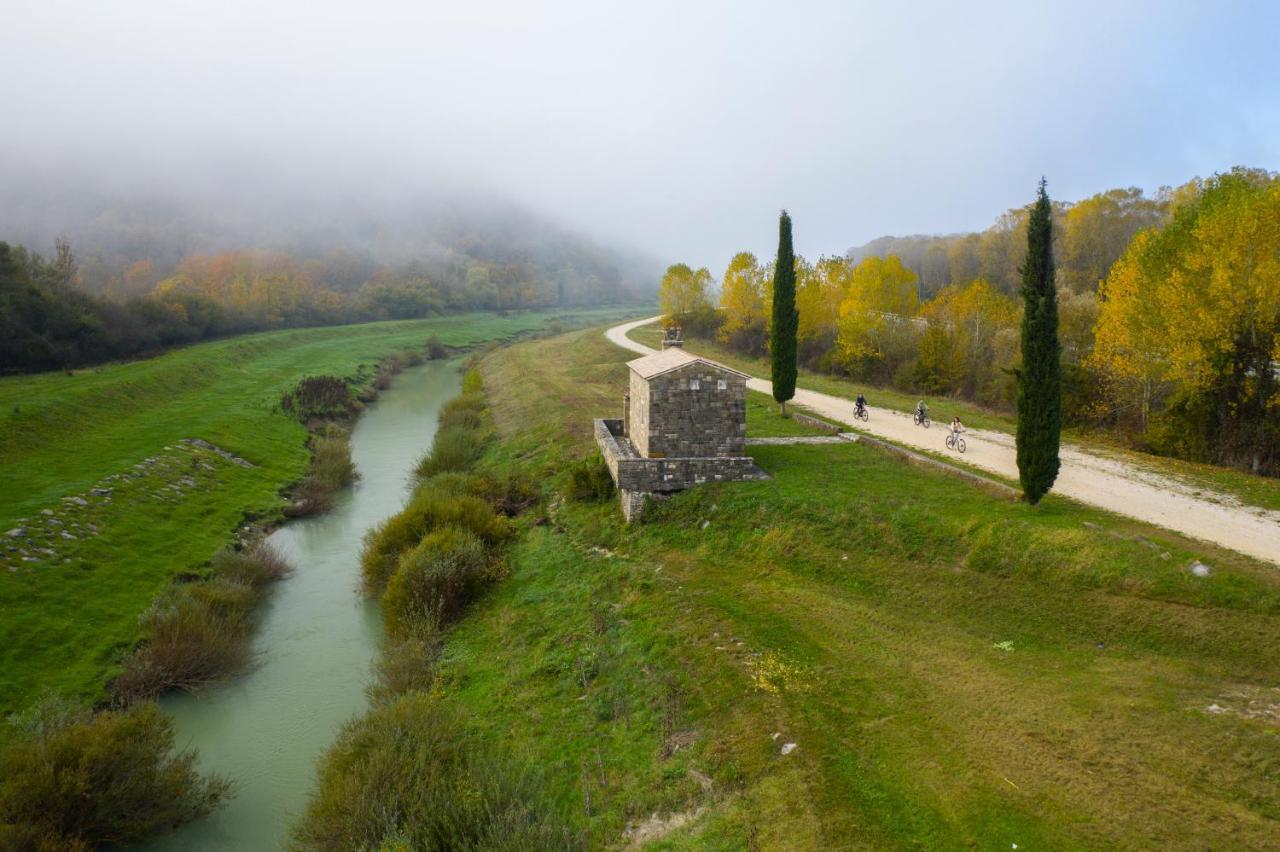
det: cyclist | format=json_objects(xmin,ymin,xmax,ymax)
[
  {"xmin": 855, "ymin": 393, "xmax": 867, "ymax": 418},
  {"xmin": 950, "ymin": 415, "xmax": 963, "ymax": 435},
  {"xmin": 915, "ymin": 399, "xmax": 928, "ymax": 424}
]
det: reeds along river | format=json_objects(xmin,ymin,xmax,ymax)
[{"xmin": 145, "ymin": 361, "xmax": 462, "ymax": 851}]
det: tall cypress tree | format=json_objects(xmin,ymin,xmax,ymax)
[
  {"xmin": 770, "ymin": 210, "xmax": 798, "ymax": 414},
  {"xmin": 1016, "ymin": 178, "xmax": 1062, "ymax": 504}
]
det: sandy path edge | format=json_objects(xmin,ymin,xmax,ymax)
[{"xmin": 605, "ymin": 316, "xmax": 1279, "ymax": 566}]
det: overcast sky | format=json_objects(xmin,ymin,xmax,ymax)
[{"xmin": 4, "ymin": 0, "xmax": 1278, "ymax": 269}]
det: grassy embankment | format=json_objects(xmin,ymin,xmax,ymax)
[
  {"xmin": 0, "ymin": 307, "xmax": 639, "ymax": 715},
  {"xmin": 628, "ymin": 322, "xmax": 1280, "ymax": 512},
  {"xmin": 359, "ymin": 325, "xmax": 1280, "ymax": 848}
]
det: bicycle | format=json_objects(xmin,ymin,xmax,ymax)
[
  {"xmin": 945, "ymin": 430, "xmax": 966, "ymax": 453},
  {"xmin": 914, "ymin": 410, "xmax": 930, "ymax": 428},
  {"xmin": 854, "ymin": 404, "xmax": 869, "ymax": 422}
]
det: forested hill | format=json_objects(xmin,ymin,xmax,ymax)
[
  {"xmin": 0, "ymin": 181, "xmax": 658, "ymax": 374},
  {"xmin": 845, "ymin": 182, "xmax": 1196, "ymax": 298},
  {"xmin": 0, "ymin": 180, "xmax": 656, "ymax": 303}
]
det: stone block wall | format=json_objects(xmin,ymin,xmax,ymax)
[{"xmin": 639, "ymin": 364, "xmax": 746, "ymax": 459}]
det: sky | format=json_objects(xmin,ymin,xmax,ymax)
[{"xmin": 3, "ymin": 0, "xmax": 1279, "ymax": 270}]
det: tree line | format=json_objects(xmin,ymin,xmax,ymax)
[
  {"xmin": 1, "ymin": 241, "xmax": 647, "ymax": 374},
  {"xmin": 659, "ymin": 167, "xmax": 1279, "ymax": 476}
]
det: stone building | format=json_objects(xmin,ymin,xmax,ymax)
[{"xmin": 595, "ymin": 348, "xmax": 767, "ymax": 522}]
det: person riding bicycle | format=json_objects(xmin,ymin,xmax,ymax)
[
  {"xmin": 916, "ymin": 400, "xmax": 927, "ymax": 423},
  {"xmin": 950, "ymin": 415, "xmax": 963, "ymax": 434},
  {"xmin": 855, "ymin": 393, "xmax": 867, "ymax": 417}
]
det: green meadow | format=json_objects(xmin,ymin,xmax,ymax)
[
  {"xmin": 418, "ymin": 326, "xmax": 1280, "ymax": 848},
  {"xmin": 0, "ymin": 308, "xmax": 637, "ymax": 715}
]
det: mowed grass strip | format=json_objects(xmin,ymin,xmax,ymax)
[
  {"xmin": 0, "ymin": 308, "xmax": 641, "ymax": 715},
  {"xmin": 444, "ymin": 326, "xmax": 1280, "ymax": 848}
]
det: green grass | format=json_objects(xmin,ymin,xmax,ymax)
[
  {"xmin": 0, "ymin": 307, "xmax": 641, "ymax": 715},
  {"xmin": 426, "ymin": 326, "xmax": 1280, "ymax": 848},
  {"xmin": 629, "ymin": 322, "xmax": 1280, "ymax": 513}
]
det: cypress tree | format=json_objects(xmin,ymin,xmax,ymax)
[
  {"xmin": 770, "ymin": 210, "xmax": 798, "ymax": 415},
  {"xmin": 1016, "ymin": 178, "xmax": 1062, "ymax": 504}
]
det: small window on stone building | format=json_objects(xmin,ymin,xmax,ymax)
[
  {"xmin": 717, "ymin": 380, "xmax": 727, "ymax": 390},
  {"xmin": 689, "ymin": 379, "xmax": 700, "ymax": 390}
]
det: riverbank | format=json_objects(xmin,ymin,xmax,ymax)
[
  {"xmin": 147, "ymin": 360, "xmax": 464, "ymax": 850},
  {"xmin": 0, "ymin": 307, "xmax": 639, "ymax": 717},
  {"xmin": 333, "ymin": 324, "xmax": 1280, "ymax": 847}
]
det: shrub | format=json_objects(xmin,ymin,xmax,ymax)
[
  {"xmin": 111, "ymin": 583, "xmax": 255, "ymax": 701},
  {"xmin": 311, "ymin": 429, "xmax": 357, "ymax": 487},
  {"xmin": 211, "ymin": 542, "xmax": 291, "ymax": 588},
  {"xmin": 382, "ymin": 527, "xmax": 488, "ymax": 635},
  {"xmin": 402, "ymin": 349, "xmax": 426, "ymax": 367},
  {"xmin": 469, "ymin": 473, "xmax": 539, "ymax": 517},
  {"xmin": 287, "ymin": 428, "xmax": 356, "ymax": 517},
  {"xmin": 367, "ymin": 632, "xmax": 441, "ymax": 704},
  {"xmin": 289, "ymin": 693, "xmax": 580, "ymax": 851},
  {"xmin": 426, "ymin": 334, "xmax": 448, "ymax": 360},
  {"xmin": 461, "ymin": 369, "xmax": 484, "ymax": 394},
  {"xmin": 440, "ymin": 391, "xmax": 486, "ymax": 419},
  {"xmin": 438, "ymin": 406, "xmax": 484, "ymax": 431},
  {"xmin": 360, "ymin": 494, "xmax": 509, "ymax": 594},
  {"xmin": 0, "ymin": 697, "xmax": 230, "ymax": 848},
  {"xmin": 563, "ymin": 453, "xmax": 615, "ymax": 502},
  {"xmin": 414, "ymin": 427, "xmax": 486, "ymax": 478},
  {"xmin": 280, "ymin": 376, "xmax": 356, "ymax": 421}
]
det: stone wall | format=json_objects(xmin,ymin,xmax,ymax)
[
  {"xmin": 595, "ymin": 418, "xmax": 767, "ymax": 495},
  {"xmin": 641, "ymin": 364, "xmax": 746, "ymax": 458},
  {"xmin": 628, "ymin": 371, "xmax": 653, "ymax": 456}
]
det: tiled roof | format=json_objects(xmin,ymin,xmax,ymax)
[{"xmin": 627, "ymin": 348, "xmax": 751, "ymax": 380}]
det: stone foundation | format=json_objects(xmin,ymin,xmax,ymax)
[{"xmin": 595, "ymin": 419, "xmax": 768, "ymax": 522}]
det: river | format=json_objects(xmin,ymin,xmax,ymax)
[{"xmin": 147, "ymin": 361, "xmax": 461, "ymax": 851}]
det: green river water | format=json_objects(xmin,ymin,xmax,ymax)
[{"xmin": 147, "ymin": 361, "xmax": 461, "ymax": 851}]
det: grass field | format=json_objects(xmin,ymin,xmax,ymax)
[
  {"xmin": 627, "ymin": 323, "xmax": 1280, "ymax": 513},
  {"xmin": 0, "ymin": 307, "xmax": 641, "ymax": 715},
  {"xmin": 430, "ymin": 326, "xmax": 1280, "ymax": 848}
]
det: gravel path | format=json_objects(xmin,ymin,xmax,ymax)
[{"xmin": 607, "ymin": 316, "xmax": 1280, "ymax": 566}]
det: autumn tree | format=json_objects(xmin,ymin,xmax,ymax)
[
  {"xmin": 718, "ymin": 252, "xmax": 770, "ymax": 354},
  {"xmin": 770, "ymin": 211, "xmax": 798, "ymax": 414},
  {"xmin": 835, "ymin": 254, "xmax": 920, "ymax": 381},
  {"xmin": 1091, "ymin": 168, "xmax": 1280, "ymax": 473},
  {"xmin": 658, "ymin": 263, "xmax": 713, "ymax": 324},
  {"xmin": 1016, "ymin": 179, "xmax": 1063, "ymax": 504},
  {"xmin": 1058, "ymin": 187, "xmax": 1169, "ymax": 293},
  {"xmin": 913, "ymin": 279, "xmax": 1018, "ymax": 402}
]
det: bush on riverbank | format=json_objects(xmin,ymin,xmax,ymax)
[
  {"xmin": 367, "ymin": 631, "xmax": 442, "ymax": 704},
  {"xmin": 0, "ymin": 696, "xmax": 230, "ymax": 850},
  {"xmin": 211, "ymin": 541, "xmax": 291, "ymax": 588},
  {"xmin": 382, "ymin": 527, "xmax": 489, "ymax": 635},
  {"xmin": 288, "ymin": 692, "xmax": 581, "ymax": 851},
  {"xmin": 414, "ymin": 374, "xmax": 493, "ymax": 478},
  {"xmin": 280, "ymin": 375, "xmax": 358, "ymax": 422},
  {"xmin": 111, "ymin": 543, "xmax": 292, "ymax": 702},
  {"xmin": 286, "ymin": 427, "xmax": 357, "ymax": 517},
  {"xmin": 360, "ymin": 493, "xmax": 509, "ymax": 594}
]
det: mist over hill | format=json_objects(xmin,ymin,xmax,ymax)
[{"xmin": 0, "ymin": 172, "xmax": 658, "ymax": 302}]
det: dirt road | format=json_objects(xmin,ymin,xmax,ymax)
[{"xmin": 607, "ymin": 316, "xmax": 1280, "ymax": 566}]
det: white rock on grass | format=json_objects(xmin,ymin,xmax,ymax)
[
  {"xmin": 780, "ymin": 742, "xmax": 797, "ymax": 755},
  {"xmin": 1190, "ymin": 561, "xmax": 1211, "ymax": 577}
]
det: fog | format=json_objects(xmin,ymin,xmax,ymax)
[{"xmin": 3, "ymin": 0, "xmax": 1278, "ymax": 270}]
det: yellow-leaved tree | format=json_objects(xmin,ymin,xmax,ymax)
[
  {"xmin": 717, "ymin": 252, "xmax": 770, "ymax": 352},
  {"xmin": 836, "ymin": 255, "xmax": 920, "ymax": 379},
  {"xmin": 658, "ymin": 263, "xmax": 713, "ymax": 324},
  {"xmin": 1091, "ymin": 168, "xmax": 1280, "ymax": 472}
]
